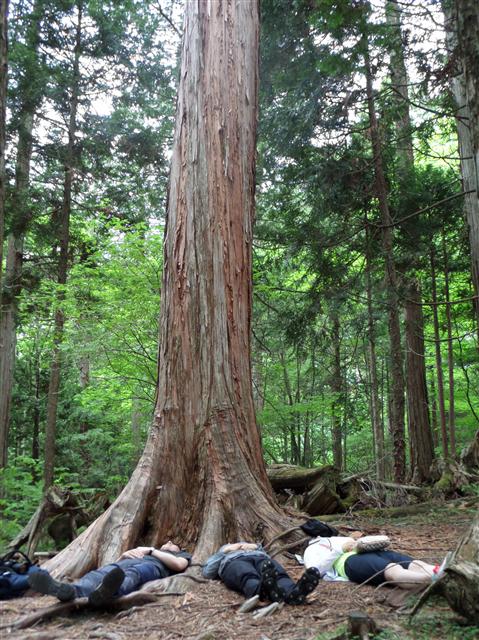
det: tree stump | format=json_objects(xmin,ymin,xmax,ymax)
[{"xmin": 437, "ymin": 511, "xmax": 479, "ymax": 624}]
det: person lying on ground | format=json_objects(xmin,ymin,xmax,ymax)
[
  {"xmin": 203, "ymin": 541, "xmax": 320, "ymax": 605},
  {"xmin": 303, "ymin": 535, "xmax": 446, "ymax": 589},
  {"xmin": 28, "ymin": 541, "xmax": 191, "ymax": 607}
]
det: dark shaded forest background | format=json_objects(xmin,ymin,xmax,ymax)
[{"xmin": 1, "ymin": 0, "xmax": 478, "ymax": 546}]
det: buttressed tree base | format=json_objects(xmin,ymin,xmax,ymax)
[{"xmin": 44, "ymin": 0, "xmax": 295, "ymax": 580}]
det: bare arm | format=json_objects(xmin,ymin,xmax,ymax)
[
  {"xmin": 150, "ymin": 549, "xmax": 188, "ymax": 572},
  {"xmin": 119, "ymin": 546, "xmax": 188, "ymax": 572}
]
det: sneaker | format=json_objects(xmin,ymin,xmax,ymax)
[
  {"xmin": 88, "ymin": 567, "xmax": 125, "ymax": 607},
  {"xmin": 285, "ymin": 567, "xmax": 320, "ymax": 605},
  {"xmin": 28, "ymin": 571, "xmax": 76, "ymax": 602},
  {"xmin": 238, "ymin": 594, "xmax": 261, "ymax": 613},
  {"xmin": 432, "ymin": 552, "xmax": 453, "ymax": 582},
  {"xmin": 260, "ymin": 559, "xmax": 285, "ymax": 603}
]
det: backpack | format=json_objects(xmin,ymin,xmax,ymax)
[
  {"xmin": 300, "ymin": 519, "xmax": 339, "ymax": 538},
  {"xmin": 0, "ymin": 549, "xmax": 49, "ymax": 600}
]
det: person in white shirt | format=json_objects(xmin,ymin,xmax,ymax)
[{"xmin": 303, "ymin": 535, "xmax": 444, "ymax": 589}]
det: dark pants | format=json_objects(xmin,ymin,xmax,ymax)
[
  {"xmin": 73, "ymin": 559, "xmax": 163, "ymax": 598},
  {"xmin": 345, "ymin": 551, "xmax": 413, "ymax": 586},
  {"xmin": 220, "ymin": 555, "xmax": 295, "ymax": 599}
]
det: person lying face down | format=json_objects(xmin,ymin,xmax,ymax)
[
  {"xmin": 303, "ymin": 535, "xmax": 446, "ymax": 589},
  {"xmin": 28, "ymin": 541, "xmax": 191, "ymax": 607},
  {"xmin": 202, "ymin": 541, "xmax": 320, "ymax": 605}
]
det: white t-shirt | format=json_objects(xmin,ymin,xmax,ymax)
[{"xmin": 303, "ymin": 536, "xmax": 353, "ymax": 582}]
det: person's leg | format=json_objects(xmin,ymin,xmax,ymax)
[
  {"xmin": 384, "ymin": 563, "xmax": 432, "ymax": 589},
  {"xmin": 269, "ymin": 558, "xmax": 295, "ymax": 596},
  {"xmin": 73, "ymin": 564, "xmax": 119, "ymax": 597},
  {"xmin": 408, "ymin": 560, "xmax": 435, "ymax": 578},
  {"xmin": 221, "ymin": 558, "xmax": 262, "ymax": 599},
  {"xmin": 116, "ymin": 560, "xmax": 163, "ymax": 596},
  {"xmin": 345, "ymin": 551, "xmax": 414, "ymax": 586}
]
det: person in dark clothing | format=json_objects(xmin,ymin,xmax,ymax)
[
  {"xmin": 203, "ymin": 542, "xmax": 319, "ymax": 605},
  {"xmin": 29, "ymin": 541, "xmax": 191, "ymax": 607}
]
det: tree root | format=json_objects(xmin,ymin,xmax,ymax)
[{"xmin": 5, "ymin": 591, "xmax": 173, "ymax": 631}]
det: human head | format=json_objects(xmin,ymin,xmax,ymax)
[{"xmin": 160, "ymin": 540, "xmax": 180, "ymax": 553}]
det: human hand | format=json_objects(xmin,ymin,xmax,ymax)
[
  {"xmin": 120, "ymin": 546, "xmax": 153, "ymax": 559},
  {"xmin": 342, "ymin": 539, "xmax": 357, "ymax": 552}
]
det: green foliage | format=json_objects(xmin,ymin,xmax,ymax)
[{"xmin": 0, "ymin": 458, "xmax": 43, "ymax": 547}]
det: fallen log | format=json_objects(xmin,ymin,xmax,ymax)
[
  {"xmin": 267, "ymin": 464, "xmax": 337, "ymax": 491},
  {"xmin": 302, "ymin": 471, "xmax": 345, "ymax": 516}
]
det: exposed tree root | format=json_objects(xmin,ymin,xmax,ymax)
[{"xmin": 4, "ymin": 590, "xmax": 182, "ymax": 631}]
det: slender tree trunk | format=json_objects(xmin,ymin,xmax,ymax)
[
  {"xmin": 365, "ymin": 223, "xmax": 385, "ymax": 479},
  {"xmin": 0, "ymin": 0, "xmax": 7, "ymax": 291},
  {"xmin": 385, "ymin": 0, "xmax": 414, "ymax": 172},
  {"xmin": 364, "ymin": 38, "xmax": 406, "ymax": 482},
  {"xmin": 442, "ymin": 234, "xmax": 456, "ymax": 456},
  {"xmin": 429, "ymin": 369, "xmax": 439, "ymax": 448},
  {"xmin": 0, "ymin": 1, "xmax": 41, "ymax": 469},
  {"xmin": 431, "ymin": 246, "xmax": 449, "ymax": 458},
  {"xmin": 405, "ymin": 281, "xmax": 434, "ymax": 482},
  {"xmin": 43, "ymin": 2, "xmax": 82, "ymax": 489},
  {"xmin": 330, "ymin": 313, "xmax": 342, "ymax": 471},
  {"xmin": 452, "ymin": 0, "xmax": 479, "ymax": 333},
  {"xmin": 45, "ymin": 0, "xmax": 292, "ymax": 580}
]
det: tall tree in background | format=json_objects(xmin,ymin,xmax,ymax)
[
  {"xmin": 0, "ymin": 0, "xmax": 43, "ymax": 469},
  {"xmin": 363, "ymin": 34, "xmax": 406, "ymax": 483},
  {"xmin": 45, "ymin": 0, "xmax": 291, "ymax": 579},
  {"xmin": 0, "ymin": 0, "xmax": 7, "ymax": 290},
  {"xmin": 385, "ymin": 0, "xmax": 434, "ymax": 480},
  {"xmin": 454, "ymin": 0, "xmax": 479, "ymax": 332},
  {"xmin": 43, "ymin": 0, "xmax": 82, "ymax": 489}
]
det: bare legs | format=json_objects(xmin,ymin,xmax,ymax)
[{"xmin": 384, "ymin": 560, "xmax": 436, "ymax": 589}]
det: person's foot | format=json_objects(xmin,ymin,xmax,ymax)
[
  {"xmin": 285, "ymin": 567, "xmax": 320, "ymax": 605},
  {"xmin": 260, "ymin": 559, "xmax": 285, "ymax": 602},
  {"xmin": 238, "ymin": 594, "xmax": 261, "ymax": 613},
  {"xmin": 28, "ymin": 571, "xmax": 76, "ymax": 602},
  {"xmin": 432, "ymin": 552, "xmax": 453, "ymax": 581},
  {"xmin": 88, "ymin": 567, "xmax": 125, "ymax": 607}
]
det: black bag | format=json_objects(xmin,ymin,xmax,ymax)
[
  {"xmin": 300, "ymin": 519, "xmax": 339, "ymax": 538},
  {"xmin": 0, "ymin": 549, "xmax": 49, "ymax": 599}
]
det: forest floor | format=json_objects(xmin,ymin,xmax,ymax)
[{"xmin": 1, "ymin": 503, "xmax": 478, "ymax": 640}]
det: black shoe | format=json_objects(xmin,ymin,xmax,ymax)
[
  {"xmin": 285, "ymin": 567, "xmax": 320, "ymax": 605},
  {"xmin": 28, "ymin": 571, "xmax": 76, "ymax": 602},
  {"xmin": 260, "ymin": 559, "xmax": 285, "ymax": 603},
  {"xmin": 88, "ymin": 567, "xmax": 125, "ymax": 607}
]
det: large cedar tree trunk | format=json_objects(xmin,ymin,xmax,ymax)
[
  {"xmin": 45, "ymin": 0, "xmax": 291, "ymax": 580},
  {"xmin": 405, "ymin": 281, "xmax": 434, "ymax": 482}
]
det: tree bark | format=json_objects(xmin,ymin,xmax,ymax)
[
  {"xmin": 44, "ymin": 0, "xmax": 292, "ymax": 580},
  {"xmin": 454, "ymin": 0, "xmax": 479, "ymax": 334},
  {"xmin": 430, "ymin": 245, "xmax": 449, "ymax": 458},
  {"xmin": 365, "ymin": 222, "xmax": 385, "ymax": 480},
  {"xmin": 0, "ymin": 0, "xmax": 42, "ymax": 469},
  {"xmin": 405, "ymin": 280, "xmax": 434, "ymax": 482},
  {"xmin": 43, "ymin": 1, "xmax": 82, "ymax": 489},
  {"xmin": 330, "ymin": 313, "xmax": 343, "ymax": 471},
  {"xmin": 0, "ymin": 0, "xmax": 7, "ymax": 292},
  {"xmin": 442, "ymin": 234, "xmax": 456, "ymax": 456},
  {"xmin": 437, "ymin": 511, "xmax": 479, "ymax": 624},
  {"xmin": 364, "ymin": 38, "xmax": 406, "ymax": 482}
]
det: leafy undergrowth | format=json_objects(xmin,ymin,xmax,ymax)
[{"xmin": 0, "ymin": 504, "xmax": 476, "ymax": 640}]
